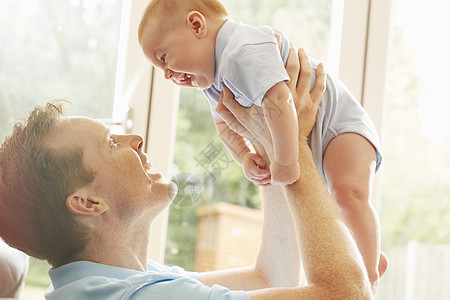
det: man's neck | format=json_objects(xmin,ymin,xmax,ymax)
[{"xmin": 80, "ymin": 222, "xmax": 151, "ymax": 272}]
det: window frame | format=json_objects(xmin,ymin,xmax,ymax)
[
  {"xmin": 120, "ymin": 0, "xmax": 180, "ymax": 262},
  {"xmin": 338, "ymin": 0, "xmax": 393, "ymax": 205}
]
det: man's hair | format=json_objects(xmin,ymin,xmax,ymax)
[
  {"xmin": 138, "ymin": 0, "xmax": 229, "ymax": 43},
  {"xmin": 0, "ymin": 101, "xmax": 95, "ymax": 267}
]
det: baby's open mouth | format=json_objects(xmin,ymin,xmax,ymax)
[{"xmin": 180, "ymin": 73, "xmax": 196, "ymax": 87}]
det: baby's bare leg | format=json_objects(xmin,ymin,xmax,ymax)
[{"xmin": 323, "ymin": 132, "xmax": 385, "ymax": 293}]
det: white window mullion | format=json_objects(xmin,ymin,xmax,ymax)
[
  {"xmin": 339, "ymin": 0, "xmax": 393, "ymax": 144},
  {"xmin": 338, "ymin": 0, "xmax": 370, "ymax": 102},
  {"xmin": 362, "ymin": 0, "xmax": 394, "ymax": 141},
  {"xmin": 361, "ymin": 0, "xmax": 393, "ymax": 207},
  {"xmin": 146, "ymin": 70, "xmax": 180, "ymax": 263},
  {"xmin": 120, "ymin": 0, "xmax": 179, "ymax": 263},
  {"xmin": 339, "ymin": 0, "xmax": 394, "ymax": 205}
]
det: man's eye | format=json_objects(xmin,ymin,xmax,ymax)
[
  {"xmin": 110, "ymin": 136, "xmax": 118, "ymax": 147},
  {"xmin": 160, "ymin": 54, "xmax": 166, "ymax": 63}
]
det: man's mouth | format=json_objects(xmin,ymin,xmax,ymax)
[{"xmin": 144, "ymin": 161, "xmax": 153, "ymax": 174}]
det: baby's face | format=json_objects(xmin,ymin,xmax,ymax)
[{"xmin": 140, "ymin": 21, "xmax": 216, "ymax": 90}]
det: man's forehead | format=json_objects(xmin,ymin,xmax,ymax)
[
  {"xmin": 45, "ymin": 117, "xmax": 108, "ymax": 147},
  {"xmin": 66, "ymin": 116, "xmax": 107, "ymax": 129}
]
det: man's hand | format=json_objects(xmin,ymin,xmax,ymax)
[
  {"xmin": 217, "ymin": 48, "xmax": 326, "ymax": 161},
  {"xmin": 288, "ymin": 48, "xmax": 326, "ymax": 141}
]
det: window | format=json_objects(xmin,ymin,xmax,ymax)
[
  {"xmin": 7, "ymin": 0, "xmax": 445, "ymax": 298},
  {"xmin": 0, "ymin": 0, "xmax": 122, "ymax": 143},
  {"xmin": 0, "ymin": 1, "xmax": 153, "ymax": 298},
  {"xmin": 376, "ymin": 0, "xmax": 450, "ymax": 298}
]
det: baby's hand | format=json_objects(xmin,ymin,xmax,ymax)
[
  {"xmin": 241, "ymin": 152, "xmax": 271, "ymax": 186},
  {"xmin": 271, "ymin": 161, "xmax": 300, "ymax": 186}
]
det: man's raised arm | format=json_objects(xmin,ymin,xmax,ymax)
[{"xmin": 220, "ymin": 48, "xmax": 373, "ymax": 299}]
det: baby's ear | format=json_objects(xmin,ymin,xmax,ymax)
[{"xmin": 186, "ymin": 11, "xmax": 207, "ymax": 38}]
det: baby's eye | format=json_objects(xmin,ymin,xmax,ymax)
[{"xmin": 160, "ymin": 53, "xmax": 166, "ymax": 63}]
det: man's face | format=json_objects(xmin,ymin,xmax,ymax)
[
  {"xmin": 140, "ymin": 20, "xmax": 216, "ymax": 90},
  {"xmin": 48, "ymin": 117, "xmax": 177, "ymax": 219}
]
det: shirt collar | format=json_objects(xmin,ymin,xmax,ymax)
[
  {"xmin": 213, "ymin": 18, "xmax": 238, "ymax": 89},
  {"xmin": 48, "ymin": 261, "xmax": 144, "ymax": 290}
]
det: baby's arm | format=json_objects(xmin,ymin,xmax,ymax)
[
  {"xmin": 214, "ymin": 119, "xmax": 271, "ymax": 186},
  {"xmin": 263, "ymin": 81, "xmax": 299, "ymax": 185}
]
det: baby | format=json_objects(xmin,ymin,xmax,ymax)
[
  {"xmin": 138, "ymin": 0, "xmax": 299, "ymax": 186},
  {"xmin": 139, "ymin": 0, "xmax": 387, "ymax": 291}
]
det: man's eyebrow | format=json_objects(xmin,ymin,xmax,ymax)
[
  {"xmin": 95, "ymin": 126, "xmax": 112, "ymax": 153},
  {"xmin": 104, "ymin": 126, "xmax": 111, "ymax": 136},
  {"xmin": 104, "ymin": 128, "xmax": 114, "ymax": 143}
]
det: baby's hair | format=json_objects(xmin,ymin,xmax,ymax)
[{"xmin": 138, "ymin": 0, "xmax": 229, "ymax": 43}]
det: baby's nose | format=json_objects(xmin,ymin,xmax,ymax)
[{"xmin": 164, "ymin": 69, "xmax": 173, "ymax": 80}]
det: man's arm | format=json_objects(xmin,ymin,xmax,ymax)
[
  {"xmin": 214, "ymin": 119, "xmax": 251, "ymax": 165},
  {"xmin": 198, "ymin": 47, "xmax": 308, "ymax": 291},
  {"xmin": 246, "ymin": 140, "xmax": 371, "ymax": 299},
  {"xmin": 198, "ymin": 183, "xmax": 301, "ymax": 290},
  {"xmin": 202, "ymin": 119, "xmax": 300, "ymax": 290},
  {"xmin": 222, "ymin": 48, "xmax": 372, "ymax": 299}
]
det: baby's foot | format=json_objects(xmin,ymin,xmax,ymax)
[
  {"xmin": 271, "ymin": 161, "xmax": 300, "ymax": 185},
  {"xmin": 371, "ymin": 252, "xmax": 389, "ymax": 294}
]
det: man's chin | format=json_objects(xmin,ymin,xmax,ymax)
[{"xmin": 166, "ymin": 182, "xmax": 178, "ymax": 201}]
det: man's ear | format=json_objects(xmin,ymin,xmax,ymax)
[
  {"xmin": 66, "ymin": 192, "xmax": 108, "ymax": 216},
  {"xmin": 186, "ymin": 11, "xmax": 207, "ymax": 38}
]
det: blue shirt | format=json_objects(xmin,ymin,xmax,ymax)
[
  {"xmin": 45, "ymin": 260, "xmax": 249, "ymax": 300},
  {"xmin": 203, "ymin": 18, "xmax": 290, "ymax": 120},
  {"xmin": 202, "ymin": 19, "xmax": 382, "ymax": 183}
]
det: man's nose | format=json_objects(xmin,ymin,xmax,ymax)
[{"xmin": 127, "ymin": 134, "xmax": 144, "ymax": 151}]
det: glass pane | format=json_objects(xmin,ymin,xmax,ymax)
[
  {"xmin": 166, "ymin": 0, "xmax": 333, "ymax": 271},
  {"xmin": 222, "ymin": 0, "xmax": 332, "ymax": 62},
  {"xmin": 0, "ymin": 0, "xmax": 122, "ymax": 143},
  {"xmin": 377, "ymin": 0, "xmax": 450, "ymax": 299},
  {"xmin": 0, "ymin": 1, "xmax": 123, "ymax": 298}
]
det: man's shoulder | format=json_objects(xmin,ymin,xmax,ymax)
[
  {"xmin": 47, "ymin": 268, "xmax": 249, "ymax": 300},
  {"xmin": 46, "ymin": 261, "xmax": 201, "ymax": 300}
]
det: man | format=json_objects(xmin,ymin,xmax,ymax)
[{"xmin": 0, "ymin": 48, "xmax": 372, "ymax": 299}]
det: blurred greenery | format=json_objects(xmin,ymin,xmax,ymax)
[
  {"xmin": 165, "ymin": 88, "xmax": 262, "ymax": 271},
  {"xmin": 24, "ymin": 258, "xmax": 52, "ymax": 288}
]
